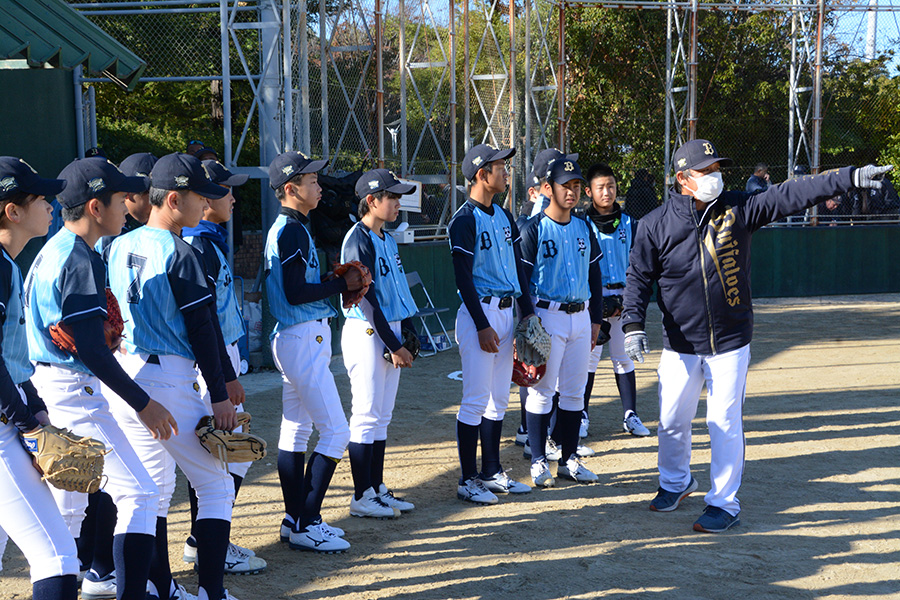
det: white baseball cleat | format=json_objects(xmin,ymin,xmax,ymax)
[
  {"xmin": 579, "ymin": 416, "xmax": 590, "ymax": 439},
  {"xmin": 281, "ymin": 517, "xmax": 344, "ymax": 541},
  {"xmin": 522, "ymin": 439, "xmax": 562, "ymax": 462},
  {"xmin": 624, "ymin": 412, "xmax": 651, "ymax": 437},
  {"xmin": 223, "ymin": 543, "xmax": 266, "ymax": 575},
  {"xmin": 81, "ymin": 570, "xmax": 116, "ymax": 599},
  {"xmin": 478, "ymin": 469, "xmax": 532, "ymax": 494},
  {"xmin": 350, "ymin": 487, "xmax": 400, "ymax": 519},
  {"xmin": 457, "ymin": 476, "xmax": 499, "ymax": 505},
  {"xmin": 289, "ymin": 520, "xmax": 351, "ymax": 553},
  {"xmin": 530, "ymin": 459, "xmax": 555, "ymax": 488},
  {"xmin": 171, "ymin": 582, "xmax": 197, "ymax": 600},
  {"xmin": 576, "ymin": 444, "xmax": 595, "ymax": 458},
  {"xmin": 557, "ymin": 455, "xmax": 599, "ymax": 483},
  {"xmin": 378, "ymin": 483, "xmax": 415, "ymax": 512}
]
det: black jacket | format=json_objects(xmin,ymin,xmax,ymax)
[{"xmin": 622, "ymin": 166, "xmax": 855, "ymax": 355}]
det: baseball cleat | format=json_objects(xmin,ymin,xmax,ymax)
[
  {"xmin": 557, "ymin": 455, "xmax": 598, "ymax": 483},
  {"xmin": 223, "ymin": 543, "xmax": 266, "ymax": 575},
  {"xmin": 182, "ymin": 536, "xmax": 198, "ymax": 563},
  {"xmin": 522, "ymin": 439, "xmax": 562, "ymax": 462},
  {"xmin": 576, "ymin": 444, "xmax": 595, "ymax": 458},
  {"xmin": 530, "ymin": 459, "xmax": 555, "ymax": 488},
  {"xmin": 80, "ymin": 570, "xmax": 116, "ymax": 599},
  {"xmin": 579, "ymin": 416, "xmax": 590, "ymax": 439},
  {"xmin": 289, "ymin": 520, "xmax": 351, "ymax": 553},
  {"xmin": 321, "ymin": 521, "xmax": 345, "ymax": 537},
  {"xmin": 457, "ymin": 476, "xmax": 499, "ymax": 505},
  {"xmin": 378, "ymin": 483, "xmax": 415, "ymax": 512},
  {"xmin": 693, "ymin": 505, "xmax": 741, "ymax": 533},
  {"xmin": 515, "ymin": 426, "xmax": 528, "ymax": 446},
  {"xmin": 478, "ymin": 469, "xmax": 532, "ymax": 494},
  {"xmin": 350, "ymin": 487, "xmax": 401, "ymax": 519},
  {"xmin": 623, "ymin": 412, "xmax": 651, "ymax": 437},
  {"xmin": 222, "ymin": 590, "xmax": 242, "ymax": 600},
  {"xmin": 649, "ymin": 477, "xmax": 698, "ymax": 512},
  {"xmin": 281, "ymin": 517, "xmax": 344, "ymax": 541}
]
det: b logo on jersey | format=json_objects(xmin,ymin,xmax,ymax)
[
  {"xmin": 503, "ymin": 226, "xmax": 512, "ymax": 245},
  {"xmin": 479, "ymin": 231, "xmax": 492, "ymax": 251},
  {"xmin": 542, "ymin": 240, "xmax": 558, "ymax": 258},
  {"xmin": 378, "ymin": 256, "xmax": 389, "ymax": 277},
  {"xmin": 577, "ymin": 237, "xmax": 586, "ymax": 256}
]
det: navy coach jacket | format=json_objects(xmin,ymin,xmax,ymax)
[{"xmin": 621, "ymin": 166, "xmax": 856, "ymax": 356}]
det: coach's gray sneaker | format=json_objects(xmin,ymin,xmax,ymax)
[
  {"xmin": 624, "ymin": 411, "xmax": 651, "ymax": 437},
  {"xmin": 289, "ymin": 520, "xmax": 351, "ymax": 553},
  {"xmin": 350, "ymin": 487, "xmax": 400, "ymax": 519},
  {"xmin": 457, "ymin": 476, "xmax": 498, "ymax": 505},
  {"xmin": 557, "ymin": 455, "xmax": 598, "ymax": 483},
  {"xmin": 81, "ymin": 570, "xmax": 116, "ymax": 599},
  {"xmin": 522, "ymin": 439, "xmax": 562, "ymax": 462},
  {"xmin": 223, "ymin": 542, "xmax": 266, "ymax": 575},
  {"xmin": 479, "ymin": 469, "xmax": 532, "ymax": 494},
  {"xmin": 530, "ymin": 459, "xmax": 555, "ymax": 488},
  {"xmin": 377, "ymin": 483, "xmax": 415, "ymax": 512}
]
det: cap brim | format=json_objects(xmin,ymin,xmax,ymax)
[
  {"xmin": 196, "ymin": 181, "xmax": 229, "ymax": 199},
  {"xmin": 300, "ymin": 159, "xmax": 329, "ymax": 174},
  {"xmin": 692, "ymin": 156, "xmax": 733, "ymax": 170},
  {"xmin": 221, "ymin": 173, "xmax": 249, "ymax": 187},
  {"xmin": 490, "ymin": 148, "xmax": 516, "ymax": 162},
  {"xmin": 26, "ymin": 177, "xmax": 67, "ymax": 197},
  {"xmin": 553, "ymin": 172, "xmax": 584, "ymax": 185},
  {"xmin": 115, "ymin": 175, "xmax": 149, "ymax": 194},
  {"xmin": 385, "ymin": 182, "xmax": 416, "ymax": 195}
]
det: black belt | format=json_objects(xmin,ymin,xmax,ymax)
[
  {"xmin": 605, "ymin": 283, "xmax": 625, "ymax": 290},
  {"xmin": 482, "ymin": 296, "xmax": 513, "ymax": 309},
  {"xmin": 536, "ymin": 300, "xmax": 585, "ymax": 314},
  {"xmin": 146, "ymin": 354, "xmax": 198, "ymax": 368}
]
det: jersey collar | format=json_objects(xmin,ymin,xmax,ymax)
[{"xmin": 280, "ymin": 206, "xmax": 309, "ymax": 225}]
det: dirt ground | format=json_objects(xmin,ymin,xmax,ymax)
[{"xmin": 2, "ymin": 295, "xmax": 900, "ymax": 600}]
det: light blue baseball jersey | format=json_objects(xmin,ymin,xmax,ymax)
[
  {"xmin": 107, "ymin": 226, "xmax": 214, "ymax": 359},
  {"xmin": 595, "ymin": 212, "xmax": 633, "ymax": 287},
  {"xmin": 340, "ymin": 222, "xmax": 417, "ymax": 322},
  {"xmin": 519, "ymin": 213, "xmax": 602, "ymax": 303},
  {"xmin": 0, "ymin": 247, "xmax": 32, "ymax": 384},
  {"xmin": 184, "ymin": 223, "xmax": 244, "ymax": 346},
  {"xmin": 25, "ymin": 228, "xmax": 110, "ymax": 373},
  {"xmin": 265, "ymin": 209, "xmax": 336, "ymax": 333},
  {"xmin": 448, "ymin": 200, "xmax": 522, "ymax": 299}
]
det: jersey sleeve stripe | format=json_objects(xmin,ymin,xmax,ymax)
[
  {"xmin": 451, "ymin": 245, "xmax": 474, "ymax": 256},
  {"xmin": 179, "ymin": 294, "xmax": 213, "ymax": 311},
  {"xmin": 66, "ymin": 306, "xmax": 107, "ymax": 320}
]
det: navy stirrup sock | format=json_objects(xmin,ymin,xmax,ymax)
[
  {"xmin": 557, "ymin": 408, "xmax": 582, "ymax": 461},
  {"xmin": 583, "ymin": 372, "xmax": 596, "ymax": 418},
  {"xmin": 348, "ymin": 441, "xmax": 373, "ymax": 499},
  {"xmin": 194, "ymin": 519, "xmax": 230, "ymax": 600},
  {"xmin": 32, "ymin": 574, "xmax": 77, "ymax": 600},
  {"xmin": 113, "ymin": 532, "xmax": 154, "ymax": 600},
  {"xmin": 456, "ymin": 420, "xmax": 480, "ymax": 482},
  {"xmin": 371, "ymin": 439, "xmax": 387, "ymax": 491},
  {"xmin": 616, "ymin": 370, "xmax": 637, "ymax": 416},
  {"xmin": 525, "ymin": 411, "xmax": 549, "ymax": 463},
  {"xmin": 301, "ymin": 452, "xmax": 339, "ymax": 529},
  {"xmin": 147, "ymin": 517, "xmax": 172, "ymax": 600},
  {"xmin": 479, "ymin": 417, "xmax": 504, "ymax": 478},
  {"xmin": 277, "ymin": 449, "xmax": 306, "ymax": 523}
]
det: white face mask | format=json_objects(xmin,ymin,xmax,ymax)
[{"xmin": 690, "ymin": 172, "xmax": 724, "ymax": 203}]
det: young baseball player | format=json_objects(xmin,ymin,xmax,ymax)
[
  {"xmin": 265, "ymin": 151, "xmax": 364, "ymax": 553},
  {"xmin": 104, "ymin": 152, "xmax": 241, "ymax": 600},
  {"xmin": 341, "ymin": 169, "xmax": 419, "ymax": 519},
  {"xmin": 0, "ymin": 156, "xmax": 80, "ymax": 600},
  {"xmin": 181, "ymin": 160, "xmax": 265, "ymax": 573},
  {"xmin": 449, "ymin": 143, "xmax": 535, "ymax": 505},
  {"xmin": 519, "ymin": 158, "xmax": 607, "ymax": 487},
  {"xmin": 581, "ymin": 163, "xmax": 649, "ymax": 438},
  {"xmin": 24, "ymin": 157, "xmax": 181, "ymax": 600},
  {"xmin": 622, "ymin": 139, "xmax": 890, "ymax": 532}
]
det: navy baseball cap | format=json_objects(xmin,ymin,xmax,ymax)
[
  {"xmin": 793, "ymin": 164, "xmax": 809, "ymax": 175},
  {"xmin": 547, "ymin": 157, "xmax": 584, "ymax": 185},
  {"xmin": 672, "ymin": 139, "xmax": 733, "ymax": 172},
  {"xmin": 57, "ymin": 157, "xmax": 146, "ymax": 209},
  {"xmin": 269, "ymin": 151, "xmax": 329, "ymax": 189},
  {"xmin": 119, "ymin": 152, "xmax": 158, "ymax": 191},
  {"xmin": 0, "ymin": 156, "xmax": 66, "ymax": 200},
  {"xmin": 355, "ymin": 168, "xmax": 415, "ymax": 199},
  {"xmin": 202, "ymin": 160, "xmax": 249, "ymax": 187},
  {"xmin": 531, "ymin": 148, "xmax": 579, "ymax": 186},
  {"xmin": 462, "ymin": 144, "xmax": 515, "ymax": 181},
  {"xmin": 151, "ymin": 153, "xmax": 228, "ymax": 199}
]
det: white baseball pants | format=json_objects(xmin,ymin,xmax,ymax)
[
  {"xmin": 199, "ymin": 342, "xmax": 251, "ymax": 479},
  {"xmin": 656, "ymin": 344, "xmax": 750, "ymax": 516},
  {"xmin": 526, "ymin": 304, "xmax": 591, "ymax": 414},
  {"xmin": 587, "ymin": 314, "xmax": 634, "ymax": 374}
]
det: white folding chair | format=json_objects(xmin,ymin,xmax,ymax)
[{"xmin": 405, "ymin": 271, "xmax": 452, "ymax": 356}]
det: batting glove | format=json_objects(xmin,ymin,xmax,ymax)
[
  {"xmin": 624, "ymin": 330, "xmax": 650, "ymax": 363},
  {"xmin": 853, "ymin": 165, "xmax": 893, "ymax": 190}
]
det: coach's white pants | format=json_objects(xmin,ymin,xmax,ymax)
[
  {"xmin": 455, "ymin": 299, "xmax": 515, "ymax": 426},
  {"xmin": 657, "ymin": 345, "xmax": 750, "ymax": 516},
  {"xmin": 526, "ymin": 304, "xmax": 591, "ymax": 414},
  {"xmin": 272, "ymin": 320, "xmax": 350, "ymax": 459},
  {"xmin": 0, "ymin": 419, "xmax": 79, "ymax": 583},
  {"xmin": 587, "ymin": 314, "xmax": 634, "ymax": 374},
  {"xmin": 342, "ymin": 318, "xmax": 402, "ymax": 444},
  {"xmin": 199, "ymin": 342, "xmax": 251, "ymax": 479},
  {"xmin": 107, "ymin": 353, "xmax": 234, "ymax": 522},
  {"xmin": 34, "ymin": 365, "xmax": 159, "ymax": 537}
]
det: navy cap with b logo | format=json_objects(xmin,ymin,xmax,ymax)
[
  {"xmin": 547, "ymin": 158, "xmax": 584, "ymax": 185},
  {"xmin": 531, "ymin": 148, "xmax": 579, "ymax": 186},
  {"xmin": 202, "ymin": 160, "xmax": 249, "ymax": 187},
  {"xmin": 268, "ymin": 151, "xmax": 328, "ymax": 189},
  {"xmin": 0, "ymin": 156, "xmax": 66, "ymax": 200},
  {"xmin": 355, "ymin": 168, "xmax": 415, "ymax": 199},
  {"xmin": 119, "ymin": 152, "xmax": 158, "ymax": 192},
  {"xmin": 57, "ymin": 157, "xmax": 146, "ymax": 209},
  {"xmin": 672, "ymin": 139, "xmax": 733, "ymax": 172},
  {"xmin": 151, "ymin": 153, "xmax": 228, "ymax": 199},
  {"xmin": 462, "ymin": 144, "xmax": 515, "ymax": 181}
]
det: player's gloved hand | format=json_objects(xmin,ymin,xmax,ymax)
[
  {"xmin": 390, "ymin": 347, "xmax": 414, "ymax": 369},
  {"xmin": 341, "ymin": 267, "xmax": 366, "ymax": 291},
  {"xmin": 624, "ymin": 330, "xmax": 650, "ymax": 363},
  {"xmin": 853, "ymin": 165, "xmax": 893, "ymax": 190},
  {"xmin": 226, "ymin": 379, "xmax": 246, "ymax": 406},
  {"xmin": 138, "ymin": 399, "xmax": 179, "ymax": 441},
  {"xmin": 477, "ymin": 326, "xmax": 500, "ymax": 353},
  {"xmin": 212, "ymin": 399, "xmax": 238, "ymax": 432}
]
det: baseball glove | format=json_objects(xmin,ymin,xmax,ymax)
[
  {"xmin": 49, "ymin": 288, "xmax": 125, "ymax": 355},
  {"xmin": 514, "ymin": 314, "xmax": 552, "ymax": 367},
  {"xmin": 602, "ymin": 295, "xmax": 624, "ymax": 319},
  {"xmin": 383, "ymin": 328, "xmax": 421, "ymax": 363},
  {"xmin": 332, "ymin": 261, "xmax": 373, "ymax": 309},
  {"xmin": 196, "ymin": 412, "xmax": 267, "ymax": 465},
  {"xmin": 21, "ymin": 425, "xmax": 107, "ymax": 494}
]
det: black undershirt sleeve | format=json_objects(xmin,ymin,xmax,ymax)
[
  {"xmin": 20, "ymin": 380, "xmax": 46, "ymax": 416},
  {"xmin": 209, "ymin": 302, "xmax": 237, "ymax": 382},
  {"xmin": 282, "ymin": 258, "xmax": 348, "ymax": 305},
  {"xmin": 452, "ymin": 252, "xmax": 491, "ymax": 331}
]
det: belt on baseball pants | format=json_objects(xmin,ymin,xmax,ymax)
[
  {"xmin": 145, "ymin": 354, "xmax": 198, "ymax": 368},
  {"xmin": 535, "ymin": 299, "xmax": 585, "ymax": 314},
  {"xmin": 605, "ymin": 283, "xmax": 625, "ymax": 290},
  {"xmin": 482, "ymin": 296, "xmax": 513, "ymax": 309}
]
